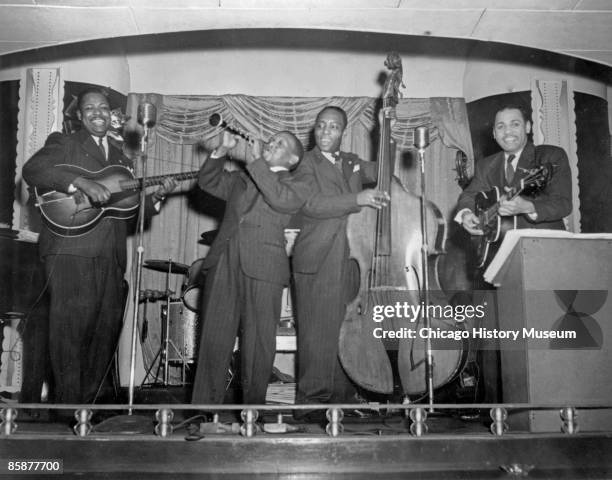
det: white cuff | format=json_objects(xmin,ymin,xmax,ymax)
[{"xmin": 454, "ymin": 208, "xmax": 472, "ymax": 225}]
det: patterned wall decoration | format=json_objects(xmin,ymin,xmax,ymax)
[
  {"xmin": 531, "ymin": 79, "xmax": 580, "ymax": 232},
  {"xmin": 13, "ymin": 68, "xmax": 63, "ymax": 233}
]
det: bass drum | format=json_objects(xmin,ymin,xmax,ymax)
[{"xmin": 182, "ymin": 258, "xmax": 206, "ymax": 312}]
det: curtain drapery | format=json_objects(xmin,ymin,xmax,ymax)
[{"xmin": 119, "ymin": 93, "xmax": 474, "ymax": 385}]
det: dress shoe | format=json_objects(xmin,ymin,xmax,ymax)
[{"xmin": 292, "ymin": 409, "xmax": 327, "ymax": 425}]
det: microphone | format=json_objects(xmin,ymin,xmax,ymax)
[
  {"xmin": 414, "ymin": 126, "xmax": 430, "ymax": 150},
  {"xmin": 137, "ymin": 102, "xmax": 157, "ymax": 128}
]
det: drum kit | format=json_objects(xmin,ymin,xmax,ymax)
[{"xmin": 140, "ymin": 258, "xmax": 205, "ymax": 386}]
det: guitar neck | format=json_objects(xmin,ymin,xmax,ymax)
[
  {"xmin": 506, "ymin": 185, "xmax": 524, "ymax": 201},
  {"xmin": 121, "ymin": 171, "xmax": 199, "ymax": 191}
]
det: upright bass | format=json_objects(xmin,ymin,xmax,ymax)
[{"xmin": 338, "ymin": 53, "xmax": 450, "ymax": 395}]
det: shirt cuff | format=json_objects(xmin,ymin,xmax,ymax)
[{"xmin": 454, "ymin": 208, "xmax": 472, "ymax": 225}]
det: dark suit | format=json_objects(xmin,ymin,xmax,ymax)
[
  {"xmin": 291, "ymin": 147, "xmax": 377, "ymax": 405},
  {"xmin": 22, "ymin": 129, "xmax": 151, "ymax": 404},
  {"xmin": 456, "ymin": 141, "xmax": 572, "ymax": 402},
  {"xmin": 192, "ymin": 156, "xmax": 308, "ymax": 405}
]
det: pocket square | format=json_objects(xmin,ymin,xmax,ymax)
[{"xmin": 352, "ymin": 164, "xmax": 360, "ymax": 173}]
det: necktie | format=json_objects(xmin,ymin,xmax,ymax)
[
  {"xmin": 332, "ymin": 152, "xmax": 342, "ymax": 171},
  {"xmin": 505, "ymin": 154, "xmax": 515, "ymax": 184},
  {"xmin": 97, "ymin": 136, "xmax": 106, "ymax": 161}
]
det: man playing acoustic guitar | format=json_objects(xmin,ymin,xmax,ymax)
[
  {"xmin": 455, "ymin": 104, "xmax": 572, "ymax": 402},
  {"xmin": 22, "ymin": 88, "xmax": 175, "ymax": 410},
  {"xmin": 457, "ymin": 104, "xmax": 572, "ymax": 246}
]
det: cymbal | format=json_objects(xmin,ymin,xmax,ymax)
[
  {"xmin": 144, "ymin": 260, "xmax": 189, "ymax": 275},
  {"xmin": 199, "ymin": 229, "xmax": 219, "ymax": 246}
]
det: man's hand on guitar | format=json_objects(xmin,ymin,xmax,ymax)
[
  {"xmin": 461, "ymin": 211, "xmax": 484, "ymax": 236},
  {"xmin": 73, "ymin": 177, "xmax": 111, "ymax": 204},
  {"xmin": 357, "ymin": 189, "xmax": 390, "ymax": 209},
  {"xmin": 498, "ymin": 194, "xmax": 535, "ymax": 217},
  {"xmin": 153, "ymin": 177, "xmax": 178, "ymax": 202}
]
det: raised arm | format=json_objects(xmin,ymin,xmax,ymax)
[
  {"xmin": 197, "ymin": 154, "xmax": 239, "ymax": 202},
  {"xmin": 246, "ymin": 158, "xmax": 310, "ymax": 214}
]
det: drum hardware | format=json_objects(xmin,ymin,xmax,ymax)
[
  {"xmin": 138, "ymin": 288, "xmax": 174, "ymax": 302},
  {"xmin": 141, "ymin": 300, "xmax": 199, "ymax": 386},
  {"xmin": 144, "ymin": 259, "xmax": 190, "ymax": 275},
  {"xmin": 141, "ymin": 258, "xmax": 190, "ymax": 387},
  {"xmin": 138, "ymin": 289, "xmax": 174, "ymax": 345}
]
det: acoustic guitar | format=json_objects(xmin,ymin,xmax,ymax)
[
  {"xmin": 34, "ymin": 164, "xmax": 198, "ymax": 237},
  {"xmin": 475, "ymin": 163, "xmax": 552, "ymax": 268}
]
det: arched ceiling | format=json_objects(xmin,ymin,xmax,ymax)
[{"xmin": 0, "ymin": 0, "xmax": 611, "ymax": 68}]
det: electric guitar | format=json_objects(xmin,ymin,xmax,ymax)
[
  {"xmin": 475, "ymin": 163, "xmax": 552, "ymax": 268},
  {"xmin": 34, "ymin": 164, "xmax": 198, "ymax": 237}
]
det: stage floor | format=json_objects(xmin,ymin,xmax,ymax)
[{"xmin": 3, "ymin": 396, "xmax": 612, "ymax": 479}]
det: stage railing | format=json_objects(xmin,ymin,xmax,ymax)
[{"xmin": 2, "ymin": 402, "xmax": 612, "ymax": 438}]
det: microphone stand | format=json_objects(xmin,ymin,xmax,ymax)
[
  {"xmin": 96, "ymin": 121, "xmax": 153, "ymax": 434},
  {"xmin": 126, "ymin": 124, "xmax": 151, "ymax": 414},
  {"xmin": 415, "ymin": 129, "xmax": 435, "ymax": 412}
]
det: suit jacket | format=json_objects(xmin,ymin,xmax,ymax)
[
  {"xmin": 291, "ymin": 147, "xmax": 377, "ymax": 274},
  {"xmin": 22, "ymin": 129, "xmax": 150, "ymax": 270},
  {"xmin": 198, "ymin": 156, "xmax": 309, "ymax": 286},
  {"xmin": 457, "ymin": 142, "xmax": 572, "ymax": 230}
]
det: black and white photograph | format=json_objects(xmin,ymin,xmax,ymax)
[{"xmin": 1, "ymin": 1, "xmax": 611, "ymax": 478}]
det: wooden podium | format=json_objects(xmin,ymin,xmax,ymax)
[{"xmin": 485, "ymin": 230, "xmax": 612, "ymax": 432}]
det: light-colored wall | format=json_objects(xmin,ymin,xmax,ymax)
[
  {"xmin": 463, "ymin": 43, "xmax": 608, "ymax": 101},
  {"xmin": 0, "ymin": 34, "xmax": 609, "ymax": 101},
  {"xmin": 463, "ymin": 58, "xmax": 607, "ymax": 102},
  {"xmin": 126, "ymin": 48, "xmax": 468, "ymax": 98},
  {"xmin": 0, "ymin": 40, "xmax": 131, "ymax": 94}
]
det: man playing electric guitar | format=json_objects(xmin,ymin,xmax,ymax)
[
  {"xmin": 22, "ymin": 88, "xmax": 176, "ymax": 411},
  {"xmin": 455, "ymin": 104, "xmax": 572, "ymax": 404}
]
